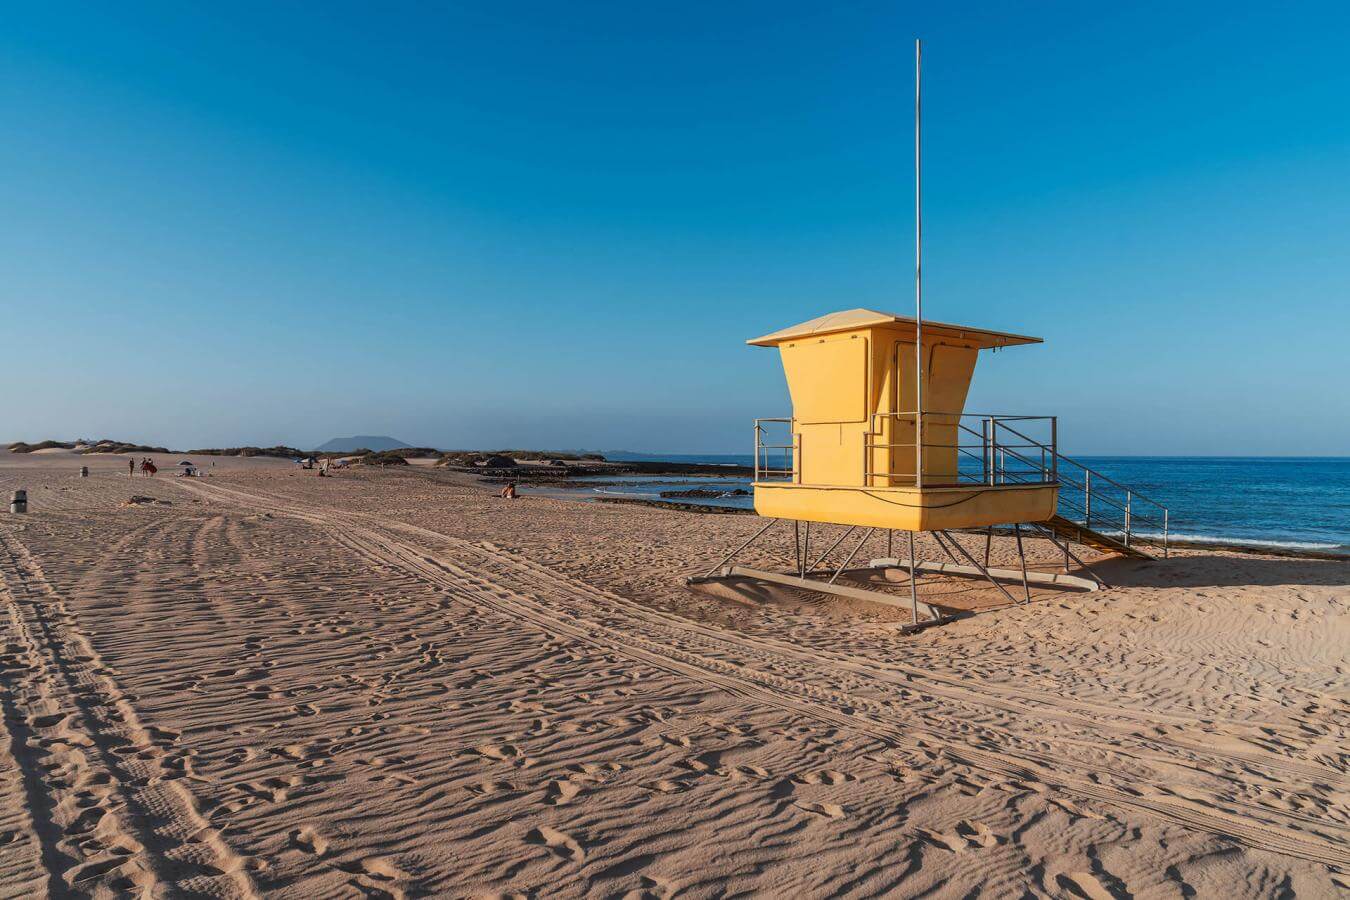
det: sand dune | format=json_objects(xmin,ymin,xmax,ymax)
[{"xmin": 0, "ymin": 457, "xmax": 1345, "ymax": 897}]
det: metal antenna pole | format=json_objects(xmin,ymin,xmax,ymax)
[{"xmin": 914, "ymin": 38, "xmax": 925, "ymax": 490}]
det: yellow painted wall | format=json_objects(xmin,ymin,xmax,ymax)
[
  {"xmin": 754, "ymin": 482, "xmax": 1058, "ymax": 531},
  {"xmin": 776, "ymin": 325, "xmax": 980, "ymax": 489},
  {"xmin": 779, "ymin": 334, "xmax": 870, "ymax": 486}
]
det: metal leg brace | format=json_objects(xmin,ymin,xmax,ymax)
[
  {"xmin": 938, "ymin": 530, "xmax": 1021, "ymax": 606},
  {"xmin": 1031, "ymin": 524, "xmax": 1108, "ymax": 589}
]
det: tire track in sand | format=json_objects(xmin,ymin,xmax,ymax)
[
  {"xmin": 174, "ymin": 480, "xmax": 1350, "ymax": 871},
  {"xmin": 0, "ymin": 523, "xmax": 261, "ymax": 897}
]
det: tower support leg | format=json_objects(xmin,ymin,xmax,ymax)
[
  {"xmin": 908, "ymin": 530, "xmax": 922, "ymax": 624},
  {"xmin": 930, "ymin": 531, "xmax": 963, "ymax": 565},
  {"xmin": 808, "ymin": 526, "xmax": 857, "ymax": 574},
  {"xmin": 701, "ymin": 518, "xmax": 779, "ymax": 578},
  {"xmin": 793, "ymin": 520, "xmax": 802, "ymax": 576},
  {"xmin": 1031, "ymin": 524, "xmax": 1108, "ymax": 589},
  {"xmin": 801, "ymin": 522, "xmax": 811, "ymax": 578},
  {"xmin": 828, "ymin": 528, "xmax": 875, "ymax": 585},
  {"xmin": 938, "ymin": 530, "xmax": 1021, "ymax": 607},
  {"xmin": 1013, "ymin": 522, "xmax": 1031, "ymax": 604}
]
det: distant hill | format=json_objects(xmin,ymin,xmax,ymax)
[{"xmin": 315, "ymin": 435, "xmax": 413, "ymax": 453}]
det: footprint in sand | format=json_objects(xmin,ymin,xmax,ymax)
[
  {"xmin": 336, "ymin": 857, "xmax": 410, "ymax": 899},
  {"xmin": 336, "ymin": 855, "xmax": 407, "ymax": 882},
  {"xmin": 918, "ymin": 829, "xmax": 967, "ymax": 853},
  {"xmin": 291, "ymin": 826, "xmax": 329, "ymax": 857},
  {"xmin": 794, "ymin": 801, "xmax": 846, "ymax": 820},
  {"xmin": 473, "ymin": 744, "xmax": 536, "ymax": 768},
  {"xmin": 546, "ymin": 780, "xmax": 581, "ymax": 806},
  {"xmin": 526, "ymin": 826, "xmax": 585, "ymax": 862},
  {"xmin": 954, "ymin": 819, "xmax": 999, "ymax": 848},
  {"xmin": 28, "ymin": 712, "xmax": 74, "ymax": 729},
  {"xmin": 244, "ymin": 776, "xmax": 305, "ymax": 803},
  {"xmin": 919, "ymin": 820, "xmax": 1001, "ymax": 852},
  {"xmin": 66, "ymin": 855, "xmax": 132, "ymax": 886},
  {"xmin": 792, "ymin": 770, "xmax": 856, "ymax": 786},
  {"xmin": 569, "ymin": 762, "xmax": 623, "ymax": 779},
  {"xmin": 144, "ymin": 725, "xmax": 181, "ymax": 744},
  {"xmin": 475, "ymin": 744, "xmax": 519, "ymax": 761},
  {"xmin": 655, "ymin": 733, "xmax": 692, "ymax": 749},
  {"xmin": 1047, "ymin": 796, "xmax": 1104, "ymax": 820},
  {"xmin": 622, "ymin": 874, "xmax": 677, "ymax": 900},
  {"xmin": 1055, "ymin": 871, "xmax": 1120, "ymax": 900}
]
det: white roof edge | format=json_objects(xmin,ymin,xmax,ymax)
[{"xmin": 747, "ymin": 307, "xmax": 1042, "ymax": 347}]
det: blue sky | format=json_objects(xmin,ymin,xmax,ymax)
[{"xmin": 3, "ymin": 2, "xmax": 1347, "ymax": 454}]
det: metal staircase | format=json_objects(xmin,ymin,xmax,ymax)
[
  {"xmin": 1041, "ymin": 514, "xmax": 1153, "ymax": 559},
  {"xmin": 959, "ymin": 418, "xmax": 1171, "ymax": 559}
]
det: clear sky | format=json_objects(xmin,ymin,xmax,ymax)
[{"xmin": 3, "ymin": 2, "xmax": 1348, "ymax": 455}]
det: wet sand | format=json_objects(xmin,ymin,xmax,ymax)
[{"xmin": 0, "ymin": 450, "xmax": 1346, "ymax": 897}]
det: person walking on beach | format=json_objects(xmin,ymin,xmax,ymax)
[{"xmin": 129, "ymin": 458, "xmax": 135, "ymax": 477}]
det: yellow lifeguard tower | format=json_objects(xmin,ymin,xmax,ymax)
[
  {"xmin": 689, "ymin": 41, "xmax": 1169, "ymax": 626},
  {"xmin": 746, "ymin": 308, "xmax": 1058, "ymax": 532},
  {"xmin": 688, "ymin": 307, "xmax": 1090, "ymax": 624}
]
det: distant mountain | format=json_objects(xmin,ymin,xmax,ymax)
[{"xmin": 315, "ymin": 435, "xmax": 413, "ymax": 453}]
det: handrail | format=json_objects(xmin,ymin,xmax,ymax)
[
  {"xmin": 995, "ymin": 420, "xmax": 1168, "ymax": 511},
  {"xmin": 865, "ymin": 412, "xmax": 1058, "ymax": 488},
  {"xmin": 967, "ymin": 420, "xmax": 1170, "ymax": 553},
  {"xmin": 753, "ymin": 418, "xmax": 797, "ymax": 484}
]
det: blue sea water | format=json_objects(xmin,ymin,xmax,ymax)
[{"xmin": 572, "ymin": 455, "xmax": 1350, "ymax": 554}]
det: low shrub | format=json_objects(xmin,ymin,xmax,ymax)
[{"xmin": 7, "ymin": 440, "xmax": 76, "ymax": 453}]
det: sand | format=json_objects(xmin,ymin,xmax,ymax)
[{"xmin": 0, "ymin": 451, "xmax": 1345, "ymax": 898}]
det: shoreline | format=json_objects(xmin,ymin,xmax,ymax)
[{"xmin": 536, "ymin": 482, "xmax": 1350, "ymax": 561}]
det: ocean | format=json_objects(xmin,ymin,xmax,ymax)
[{"xmin": 567, "ymin": 455, "xmax": 1350, "ymax": 555}]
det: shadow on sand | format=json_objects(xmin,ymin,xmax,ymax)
[{"xmin": 1091, "ymin": 553, "xmax": 1350, "ymax": 590}]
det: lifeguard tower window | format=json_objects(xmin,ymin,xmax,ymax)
[{"xmin": 781, "ymin": 336, "xmax": 868, "ymax": 424}]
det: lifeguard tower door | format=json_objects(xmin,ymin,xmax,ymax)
[{"xmin": 884, "ymin": 341, "xmax": 979, "ymax": 485}]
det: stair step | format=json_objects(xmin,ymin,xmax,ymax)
[{"xmin": 1042, "ymin": 514, "xmax": 1154, "ymax": 560}]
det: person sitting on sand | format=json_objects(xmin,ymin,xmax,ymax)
[{"xmin": 500, "ymin": 483, "xmax": 518, "ymax": 500}]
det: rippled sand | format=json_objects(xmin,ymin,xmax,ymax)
[{"xmin": 0, "ymin": 451, "xmax": 1345, "ymax": 897}]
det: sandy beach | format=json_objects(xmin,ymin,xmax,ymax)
[{"xmin": 0, "ymin": 449, "xmax": 1346, "ymax": 898}]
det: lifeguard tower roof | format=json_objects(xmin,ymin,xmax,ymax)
[{"xmin": 747, "ymin": 307, "xmax": 1041, "ymax": 349}]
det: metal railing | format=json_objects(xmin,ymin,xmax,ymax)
[
  {"xmin": 864, "ymin": 412, "xmax": 1059, "ymax": 487},
  {"xmin": 753, "ymin": 418, "xmax": 797, "ymax": 483},
  {"xmin": 1047, "ymin": 452, "xmax": 1170, "ymax": 555},
  {"xmin": 752, "ymin": 411, "xmax": 1171, "ymax": 556}
]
